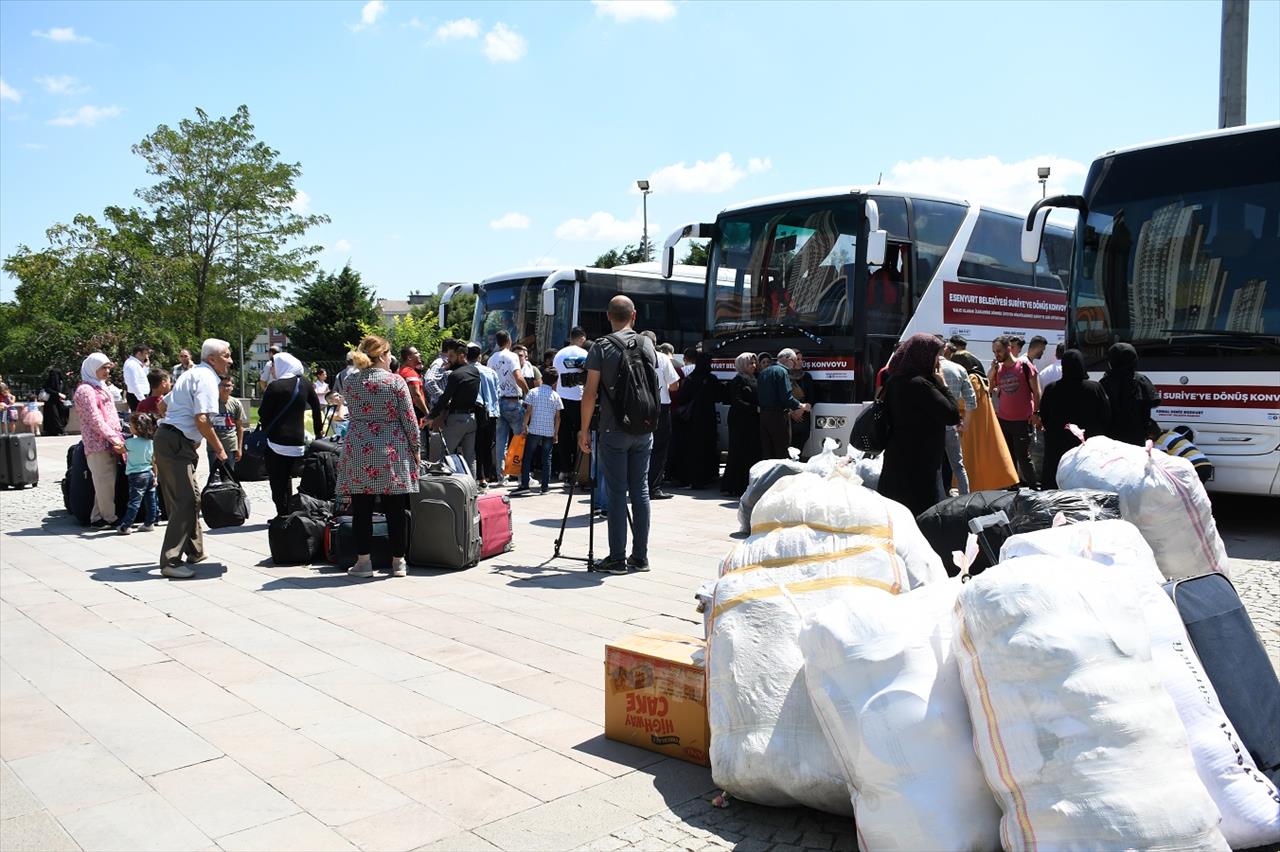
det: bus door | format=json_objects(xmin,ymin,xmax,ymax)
[{"xmin": 539, "ymin": 277, "xmax": 576, "ymax": 354}]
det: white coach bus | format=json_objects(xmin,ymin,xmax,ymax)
[
  {"xmin": 1023, "ymin": 123, "xmax": 1280, "ymax": 495},
  {"xmin": 661, "ymin": 186, "xmax": 1075, "ymax": 454}
]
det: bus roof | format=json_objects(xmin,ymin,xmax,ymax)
[
  {"xmin": 1092, "ymin": 120, "xmax": 1279, "ymax": 161},
  {"xmin": 480, "ymin": 262, "xmax": 708, "ymax": 288}
]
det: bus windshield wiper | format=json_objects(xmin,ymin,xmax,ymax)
[{"xmin": 1158, "ymin": 329, "xmax": 1279, "ymax": 340}]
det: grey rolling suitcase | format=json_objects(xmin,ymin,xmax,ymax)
[
  {"xmin": 408, "ymin": 461, "xmax": 481, "ymax": 569},
  {"xmin": 0, "ymin": 433, "xmax": 39, "ymax": 489}
]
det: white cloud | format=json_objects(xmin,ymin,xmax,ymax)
[
  {"xmin": 22, "ymin": 142, "xmax": 46, "ymax": 150},
  {"xmin": 484, "ymin": 23, "xmax": 526, "ymax": 62},
  {"xmin": 887, "ymin": 154, "xmax": 1088, "ymax": 221},
  {"xmin": 288, "ymin": 190, "xmax": 311, "ymax": 215},
  {"xmin": 592, "ymin": 0, "xmax": 677, "ymax": 22},
  {"xmin": 36, "ymin": 74, "xmax": 85, "ymax": 95},
  {"xmin": 436, "ymin": 18, "xmax": 481, "ymax": 40},
  {"xmin": 490, "ymin": 212, "xmax": 530, "ymax": 230},
  {"xmin": 47, "ymin": 104, "xmax": 122, "ymax": 127},
  {"xmin": 747, "ymin": 156, "xmax": 772, "ymax": 174},
  {"xmin": 331, "ymin": 238, "xmax": 353, "ymax": 253},
  {"xmin": 32, "ymin": 27, "xmax": 91, "ymax": 43},
  {"xmin": 405, "ymin": 17, "xmax": 428, "ymax": 30},
  {"xmin": 352, "ymin": 0, "xmax": 386, "ymax": 31},
  {"xmin": 639, "ymin": 152, "xmax": 748, "ymax": 194},
  {"xmin": 555, "ymin": 211, "xmax": 655, "ymax": 242},
  {"xmin": 0, "ymin": 79, "xmax": 19, "ymax": 103}
]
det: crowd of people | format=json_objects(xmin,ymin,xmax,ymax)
[{"xmin": 34, "ymin": 302, "xmax": 1202, "ymax": 579}]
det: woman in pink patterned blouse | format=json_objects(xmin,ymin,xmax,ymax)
[
  {"xmin": 336, "ymin": 335, "xmax": 420, "ymax": 578},
  {"xmin": 73, "ymin": 352, "xmax": 126, "ymax": 526}
]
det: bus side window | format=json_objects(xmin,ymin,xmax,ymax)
[
  {"xmin": 911, "ymin": 200, "xmax": 968, "ymax": 291},
  {"xmin": 669, "ymin": 280, "xmax": 703, "ymax": 351}
]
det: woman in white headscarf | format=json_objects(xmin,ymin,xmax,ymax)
[
  {"xmin": 73, "ymin": 352, "xmax": 126, "ymax": 526},
  {"xmin": 257, "ymin": 351, "xmax": 323, "ymax": 516}
]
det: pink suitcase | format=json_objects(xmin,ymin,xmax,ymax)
[{"xmin": 478, "ymin": 492, "xmax": 513, "ymax": 559}]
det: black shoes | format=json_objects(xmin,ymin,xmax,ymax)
[
  {"xmin": 651, "ymin": 490, "xmax": 673, "ymax": 500},
  {"xmin": 590, "ymin": 557, "xmax": 628, "ymax": 575}
]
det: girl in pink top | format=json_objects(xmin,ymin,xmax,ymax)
[{"xmin": 73, "ymin": 352, "xmax": 126, "ymax": 525}]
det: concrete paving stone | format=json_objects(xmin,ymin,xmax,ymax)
[
  {"xmin": 404, "ymin": 670, "xmax": 548, "ymax": 724},
  {"xmin": 7, "ymin": 742, "xmax": 149, "ymax": 816},
  {"xmin": 591, "ymin": 757, "xmax": 718, "ymax": 819},
  {"xmin": 424, "ymin": 721, "xmax": 543, "ymax": 767},
  {"xmin": 113, "ymin": 660, "xmax": 254, "ymax": 725},
  {"xmin": 480, "ymin": 745, "xmax": 614, "ymax": 802},
  {"xmin": 150, "ymin": 755, "xmax": 300, "ymax": 838},
  {"xmin": 56, "ymin": 790, "xmax": 212, "ymax": 851},
  {"xmin": 108, "ymin": 614, "xmax": 202, "ymax": 644},
  {"xmin": 193, "ymin": 711, "xmax": 337, "ymax": 778},
  {"xmin": 0, "ymin": 694, "xmax": 94, "ymax": 762},
  {"xmin": 305, "ymin": 669, "xmax": 478, "ymax": 738},
  {"xmin": 500, "ymin": 672, "xmax": 604, "ymax": 720},
  {"xmin": 54, "ymin": 626, "xmax": 171, "ymax": 672},
  {"xmin": 269, "ymin": 758, "xmax": 411, "ymax": 827},
  {"xmin": 0, "ymin": 660, "xmax": 36, "ymax": 698},
  {"xmin": 336, "ymin": 802, "xmax": 460, "ymax": 851},
  {"xmin": 159, "ymin": 638, "xmax": 280, "ymax": 687},
  {"xmin": 405, "ymin": 637, "xmax": 544, "ymax": 684},
  {"xmin": 386, "ymin": 760, "xmax": 539, "ymax": 830},
  {"xmin": 300, "ymin": 714, "xmax": 451, "ymax": 779},
  {"xmin": 0, "ymin": 763, "xmax": 41, "ymax": 820},
  {"xmin": 772, "ymin": 826, "xmax": 804, "ymax": 843},
  {"xmin": 801, "ymin": 829, "xmax": 838, "ymax": 849},
  {"xmin": 413, "ymin": 830, "xmax": 501, "ymax": 851},
  {"xmin": 831, "ymin": 834, "xmax": 858, "ymax": 851},
  {"xmin": 217, "ymin": 812, "xmax": 357, "ymax": 851},
  {"xmin": 226, "ymin": 674, "xmax": 362, "ymax": 730},
  {"xmin": 0, "ymin": 811, "xmax": 81, "ymax": 852},
  {"xmin": 502, "ymin": 707, "xmax": 665, "ymax": 777},
  {"xmin": 472, "ymin": 789, "xmax": 639, "ymax": 852}
]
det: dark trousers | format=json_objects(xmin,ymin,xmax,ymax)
[
  {"xmin": 520, "ymin": 434, "xmax": 555, "ymax": 491},
  {"xmin": 557, "ymin": 399, "xmax": 582, "ymax": 478},
  {"xmin": 759, "ymin": 410, "xmax": 792, "ymax": 460},
  {"xmin": 999, "ymin": 417, "xmax": 1037, "ymax": 487},
  {"xmin": 119, "ymin": 470, "xmax": 159, "ymax": 529},
  {"xmin": 649, "ymin": 403, "xmax": 672, "ymax": 491},
  {"xmin": 155, "ymin": 425, "xmax": 202, "ymax": 565},
  {"xmin": 351, "ymin": 493, "xmax": 408, "ymax": 558},
  {"xmin": 476, "ymin": 413, "xmax": 499, "ymax": 482},
  {"xmin": 126, "ymin": 392, "xmax": 141, "ymax": 412},
  {"xmin": 264, "ymin": 447, "xmax": 295, "ymax": 517}
]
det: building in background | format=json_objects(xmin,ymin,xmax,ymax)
[{"xmin": 248, "ymin": 327, "xmax": 289, "ymax": 377}]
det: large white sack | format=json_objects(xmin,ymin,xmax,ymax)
[
  {"xmin": 799, "ymin": 580, "xmax": 1002, "ymax": 851},
  {"xmin": 1055, "ymin": 435, "xmax": 1228, "ymax": 580},
  {"xmin": 710, "ymin": 467, "xmax": 936, "ymax": 814},
  {"xmin": 737, "ymin": 458, "xmax": 808, "ymax": 534},
  {"xmin": 1000, "ymin": 522, "xmax": 1280, "ymax": 849},
  {"xmin": 953, "ymin": 557, "xmax": 1229, "ymax": 851}
]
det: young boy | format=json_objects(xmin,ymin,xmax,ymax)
[
  {"xmin": 135, "ymin": 369, "xmax": 171, "ymax": 415},
  {"xmin": 211, "ymin": 375, "xmax": 248, "ymax": 473},
  {"xmin": 1152, "ymin": 422, "xmax": 1214, "ymax": 483},
  {"xmin": 515, "ymin": 368, "xmax": 562, "ymax": 494},
  {"xmin": 118, "ymin": 413, "xmax": 159, "ymax": 534}
]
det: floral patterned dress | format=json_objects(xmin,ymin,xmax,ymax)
[{"xmin": 336, "ymin": 368, "xmax": 420, "ymax": 496}]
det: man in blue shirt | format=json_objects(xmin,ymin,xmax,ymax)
[{"xmin": 757, "ymin": 348, "xmax": 810, "ymax": 460}]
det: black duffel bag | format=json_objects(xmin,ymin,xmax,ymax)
[
  {"xmin": 288, "ymin": 491, "xmax": 332, "ymax": 518},
  {"xmin": 200, "ymin": 460, "xmax": 251, "ymax": 529},
  {"xmin": 299, "ymin": 449, "xmax": 338, "ymax": 501},
  {"xmin": 269, "ymin": 512, "xmax": 326, "ymax": 564},
  {"xmin": 915, "ymin": 490, "xmax": 1017, "ymax": 577}
]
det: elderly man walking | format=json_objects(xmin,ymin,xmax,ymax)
[
  {"xmin": 155, "ymin": 339, "xmax": 232, "ymax": 578},
  {"xmin": 757, "ymin": 348, "xmax": 810, "ymax": 459}
]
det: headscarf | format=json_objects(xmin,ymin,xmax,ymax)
[
  {"xmin": 1059, "ymin": 349, "xmax": 1088, "ymax": 383},
  {"xmin": 1105, "ymin": 342, "xmax": 1138, "ymax": 379},
  {"xmin": 272, "ymin": 352, "xmax": 305, "ymax": 382},
  {"xmin": 80, "ymin": 352, "xmax": 111, "ymax": 388},
  {"xmin": 887, "ymin": 333, "xmax": 942, "ymax": 380},
  {"xmin": 734, "ymin": 352, "xmax": 755, "ymax": 378}
]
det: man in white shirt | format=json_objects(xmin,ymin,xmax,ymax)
[
  {"xmin": 1038, "ymin": 343, "xmax": 1064, "ymax": 389},
  {"xmin": 123, "ymin": 344, "xmax": 152, "ymax": 411},
  {"xmin": 156, "ymin": 338, "xmax": 232, "ymax": 579},
  {"xmin": 489, "ymin": 330, "xmax": 527, "ymax": 479},
  {"xmin": 552, "ymin": 326, "xmax": 589, "ymax": 480},
  {"xmin": 257, "ymin": 344, "xmax": 280, "ymax": 392},
  {"xmin": 938, "ymin": 344, "xmax": 978, "ymax": 495},
  {"xmin": 640, "ymin": 332, "xmax": 682, "ymax": 499},
  {"xmin": 172, "ymin": 349, "xmax": 194, "ymax": 380}
]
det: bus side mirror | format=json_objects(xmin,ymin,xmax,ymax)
[
  {"xmin": 542, "ymin": 287, "xmax": 555, "ymax": 316},
  {"xmin": 661, "ymin": 245, "xmax": 676, "ymax": 279},
  {"xmin": 1022, "ymin": 194, "xmax": 1088, "ymax": 263},
  {"xmin": 864, "ymin": 198, "xmax": 887, "ymax": 266},
  {"xmin": 661, "ymin": 223, "xmax": 716, "ymax": 278}
]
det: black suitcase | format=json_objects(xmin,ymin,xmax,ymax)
[
  {"xmin": 409, "ymin": 462, "xmax": 480, "ymax": 569},
  {"xmin": 200, "ymin": 461, "xmax": 250, "ymax": 528},
  {"xmin": 0, "ymin": 433, "xmax": 39, "ymax": 489},
  {"xmin": 64, "ymin": 443, "xmax": 95, "ymax": 525},
  {"xmin": 1164, "ymin": 573, "xmax": 1280, "ymax": 785},
  {"xmin": 915, "ymin": 490, "xmax": 1016, "ymax": 576},
  {"xmin": 269, "ymin": 512, "xmax": 326, "ymax": 564},
  {"xmin": 324, "ymin": 513, "xmax": 395, "ymax": 570}
]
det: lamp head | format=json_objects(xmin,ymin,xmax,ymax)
[
  {"xmin": 1037, "ymin": 166, "xmax": 1051, "ymax": 180},
  {"xmin": 636, "ymin": 179, "xmax": 650, "ymax": 192}
]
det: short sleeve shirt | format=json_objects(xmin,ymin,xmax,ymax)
[
  {"xmin": 524, "ymin": 386, "xmax": 563, "ymax": 437},
  {"xmin": 584, "ymin": 330, "xmax": 657, "ymax": 432},
  {"xmin": 213, "ymin": 397, "xmax": 247, "ymax": 450},
  {"xmin": 995, "ymin": 360, "xmax": 1037, "ymax": 421},
  {"xmin": 655, "ymin": 351, "xmax": 680, "ymax": 405},
  {"xmin": 161, "ymin": 363, "xmax": 221, "ymax": 445},
  {"xmin": 490, "ymin": 349, "xmax": 523, "ymax": 398}
]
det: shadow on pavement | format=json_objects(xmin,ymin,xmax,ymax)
[{"xmin": 92, "ymin": 562, "xmax": 228, "ymax": 581}]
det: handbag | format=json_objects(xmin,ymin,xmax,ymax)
[
  {"xmin": 200, "ymin": 459, "xmax": 251, "ymax": 528},
  {"xmin": 503, "ymin": 433, "xmax": 526, "ymax": 477},
  {"xmin": 850, "ymin": 386, "xmax": 891, "ymax": 455},
  {"xmin": 243, "ymin": 377, "xmax": 302, "ymax": 461}
]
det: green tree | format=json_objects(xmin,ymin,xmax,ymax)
[
  {"xmin": 284, "ymin": 264, "xmax": 380, "ymax": 364},
  {"xmin": 681, "ymin": 240, "xmax": 709, "ymax": 266},
  {"xmin": 593, "ymin": 241, "xmax": 651, "ymax": 268},
  {"xmin": 132, "ymin": 105, "xmax": 329, "ymax": 341},
  {"xmin": 408, "ymin": 291, "xmax": 476, "ymax": 339}
]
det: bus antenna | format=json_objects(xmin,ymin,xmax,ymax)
[{"xmin": 877, "ymin": 172, "xmax": 882, "ymax": 185}]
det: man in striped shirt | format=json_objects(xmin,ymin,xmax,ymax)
[{"xmin": 1152, "ymin": 424, "xmax": 1214, "ymax": 483}]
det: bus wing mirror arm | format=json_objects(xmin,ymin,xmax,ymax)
[
  {"xmin": 661, "ymin": 223, "xmax": 718, "ymax": 278},
  {"xmin": 1022, "ymin": 194, "xmax": 1088, "ymax": 263}
]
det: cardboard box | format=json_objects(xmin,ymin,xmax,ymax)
[{"xmin": 604, "ymin": 631, "xmax": 710, "ymax": 766}]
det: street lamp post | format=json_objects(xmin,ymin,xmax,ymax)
[
  {"xmin": 636, "ymin": 179, "xmax": 652, "ymax": 261},
  {"xmin": 235, "ymin": 213, "xmax": 247, "ymax": 399},
  {"xmin": 1037, "ymin": 166, "xmax": 1051, "ymax": 198}
]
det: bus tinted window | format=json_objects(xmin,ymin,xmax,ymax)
[
  {"xmin": 960, "ymin": 209, "xmax": 1065, "ymax": 290},
  {"xmin": 669, "ymin": 279, "xmax": 704, "ymax": 350},
  {"xmin": 869, "ymin": 195, "xmax": 909, "ymax": 240},
  {"xmin": 912, "ymin": 200, "xmax": 967, "ymax": 288}
]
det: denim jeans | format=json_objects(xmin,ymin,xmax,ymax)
[
  {"xmin": 598, "ymin": 430, "xmax": 652, "ymax": 562},
  {"xmin": 118, "ymin": 470, "xmax": 158, "ymax": 529},
  {"xmin": 941, "ymin": 426, "xmax": 970, "ymax": 495},
  {"xmin": 520, "ymin": 434, "xmax": 555, "ymax": 491},
  {"xmin": 495, "ymin": 398, "xmax": 524, "ymax": 477}
]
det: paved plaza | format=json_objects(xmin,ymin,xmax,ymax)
[{"xmin": 1, "ymin": 436, "xmax": 1277, "ymax": 851}]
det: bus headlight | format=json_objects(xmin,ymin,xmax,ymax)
[{"xmin": 815, "ymin": 416, "xmax": 847, "ymax": 430}]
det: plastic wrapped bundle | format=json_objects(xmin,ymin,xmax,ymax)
[
  {"xmin": 799, "ymin": 580, "xmax": 1002, "ymax": 851},
  {"xmin": 736, "ymin": 458, "xmax": 808, "ymax": 534},
  {"xmin": 1004, "ymin": 487, "xmax": 1119, "ymax": 534},
  {"xmin": 953, "ymin": 557, "xmax": 1229, "ymax": 852}
]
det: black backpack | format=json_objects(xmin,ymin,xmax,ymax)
[
  {"xmin": 299, "ymin": 452, "xmax": 337, "ymax": 500},
  {"xmin": 604, "ymin": 333, "xmax": 660, "ymax": 435}
]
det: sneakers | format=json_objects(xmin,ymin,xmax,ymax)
[
  {"xmin": 160, "ymin": 562, "xmax": 195, "ymax": 579},
  {"xmin": 140, "ymin": 523, "xmax": 154, "ymax": 532},
  {"xmin": 627, "ymin": 555, "xmax": 650, "ymax": 572},
  {"xmin": 510, "ymin": 486, "xmax": 529, "ymax": 495},
  {"xmin": 347, "ymin": 559, "xmax": 374, "ymax": 578},
  {"xmin": 651, "ymin": 490, "xmax": 674, "ymax": 500},
  {"xmin": 540, "ymin": 486, "xmax": 549, "ymax": 494},
  {"xmin": 117, "ymin": 526, "xmax": 132, "ymax": 535},
  {"xmin": 591, "ymin": 556, "xmax": 628, "ymax": 575},
  {"xmin": 390, "ymin": 558, "xmax": 407, "ymax": 577}
]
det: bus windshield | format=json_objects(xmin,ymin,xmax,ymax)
[
  {"xmin": 1073, "ymin": 129, "xmax": 1280, "ymax": 357},
  {"xmin": 472, "ymin": 276, "xmax": 544, "ymax": 353},
  {"xmin": 709, "ymin": 198, "xmax": 861, "ymax": 336}
]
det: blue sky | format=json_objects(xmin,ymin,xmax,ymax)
[{"xmin": 2, "ymin": 0, "xmax": 1278, "ymax": 302}]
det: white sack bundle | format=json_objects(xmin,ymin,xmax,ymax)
[
  {"xmin": 953, "ymin": 557, "xmax": 1228, "ymax": 851},
  {"xmin": 1055, "ymin": 435, "xmax": 1227, "ymax": 580},
  {"xmin": 737, "ymin": 458, "xmax": 808, "ymax": 534},
  {"xmin": 1000, "ymin": 522, "xmax": 1280, "ymax": 850},
  {"xmin": 799, "ymin": 580, "xmax": 1002, "ymax": 851}
]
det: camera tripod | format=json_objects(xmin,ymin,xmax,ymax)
[{"xmin": 551, "ymin": 434, "xmax": 631, "ymax": 572}]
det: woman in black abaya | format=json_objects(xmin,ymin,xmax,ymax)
[
  {"xmin": 1038, "ymin": 349, "xmax": 1111, "ymax": 489},
  {"xmin": 672, "ymin": 350, "xmax": 721, "ymax": 489},
  {"xmin": 720, "ymin": 352, "xmax": 761, "ymax": 497}
]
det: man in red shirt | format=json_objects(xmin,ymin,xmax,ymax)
[
  {"xmin": 135, "ymin": 369, "xmax": 171, "ymax": 415},
  {"xmin": 989, "ymin": 335, "xmax": 1040, "ymax": 486},
  {"xmin": 398, "ymin": 346, "xmax": 428, "ymax": 428}
]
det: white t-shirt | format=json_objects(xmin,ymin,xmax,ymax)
[
  {"xmin": 655, "ymin": 351, "xmax": 681, "ymax": 405},
  {"xmin": 1039, "ymin": 360, "xmax": 1063, "ymax": 389},
  {"xmin": 553, "ymin": 344, "xmax": 589, "ymax": 402},
  {"xmin": 490, "ymin": 349, "xmax": 522, "ymax": 398},
  {"xmin": 123, "ymin": 356, "xmax": 150, "ymax": 399},
  {"xmin": 314, "ymin": 380, "xmax": 330, "ymax": 398}
]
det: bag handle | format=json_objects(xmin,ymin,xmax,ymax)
[{"xmin": 212, "ymin": 456, "xmax": 240, "ymax": 486}]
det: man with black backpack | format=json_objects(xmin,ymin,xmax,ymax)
[{"xmin": 578, "ymin": 295, "xmax": 661, "ymax": 575}]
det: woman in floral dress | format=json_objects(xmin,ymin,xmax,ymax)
[{"xmin": 336, "ymin": 335, "xmax": 420, "ymax": 577}]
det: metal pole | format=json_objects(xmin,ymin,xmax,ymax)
[
  {"xmin": 642, "ymin": 191, "xmax": 649, "ymax": 261},
  {"xmin": 236, "ymin": 213, "xmax": 246, "ymax": 398},
  {"xmin": 1219, "ymin": 0, "xmax": 1249, "ymax": 128}
]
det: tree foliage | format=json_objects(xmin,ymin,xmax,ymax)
[
  {"xmin": 284, "ymin": 264, "xmax": 380, "ymax": 365},
  {"xmin": 681, "ymin": 240, "xmax": 709, "ymax": 266},
  {"xmin": 407, "ymin": 291, "xmax": 476, "ymax": 340},
  {"xmin": 593, "ymin": 241, "xmax": 652, "ymax": 269}
]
